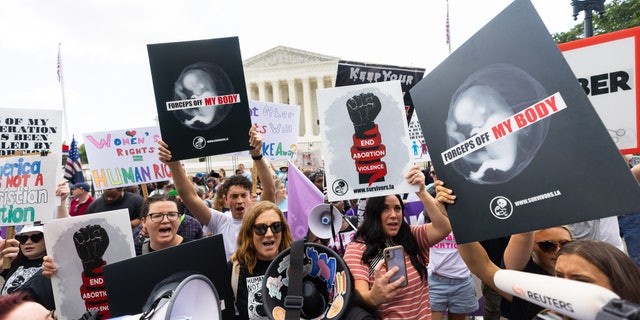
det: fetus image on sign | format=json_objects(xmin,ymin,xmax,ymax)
[
  {"xmin": 173, "ymin": 62, "xmax": 234, "ymax": 130},
  {"xmin": 445, "ymin": 64, "xmax": 548, "ymax": 184}
]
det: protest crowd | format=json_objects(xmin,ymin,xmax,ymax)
[
  {"xmin": 2, "ymin": 122, "xmax": 640, "ymax": 319},
  {"xmin": 3, "ymin": 10, "xmax": 640, "ymax": 319}
]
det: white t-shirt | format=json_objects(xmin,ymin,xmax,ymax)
[{"xmin": 206, "ymin": 208, "xmax": 243, "ymax": 261}]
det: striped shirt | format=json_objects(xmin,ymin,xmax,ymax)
[{"xmin": 344, "ymin": 225, "xmax": 432, "ymax": 320}]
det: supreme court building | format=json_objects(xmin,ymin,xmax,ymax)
[{"xmin": 188, "ymin": 46, "xmax": 340, "ymax": 173}]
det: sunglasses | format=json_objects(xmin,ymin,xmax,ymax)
[
  {"xmin": 429, "ymin": 171, "xmax": 436, "ymax": 175},
  {"xmin": 536, "ymin": 240, "xmax": 572, "ymax": 253},
  {"xmin": 15, "ymin": 233, "xmax": 44, "ymax": 244},
  {"xmin": 253, "ymin": 222, "xmax": 283, "ymax": 236}
]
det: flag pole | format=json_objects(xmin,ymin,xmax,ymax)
[
  {"xmin": 446, "ymin": 0, "xmax": 451, "ymax": 54},
  {"xmin": 58, "ymin": 42, "xmax": 70, "ymax": 142}
]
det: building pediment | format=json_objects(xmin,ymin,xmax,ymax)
[{"xmin": 244, "ymin": 46, "xmax": 339, "ymax": 68}]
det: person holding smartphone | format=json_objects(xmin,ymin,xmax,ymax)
[{"xmin": 343, "ymin": 166, "xmax": 452, "ymax": 319}]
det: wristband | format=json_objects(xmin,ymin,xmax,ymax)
[{"xmin": 251, "ymin": 154, "xmax": 263, "ymax": 161}]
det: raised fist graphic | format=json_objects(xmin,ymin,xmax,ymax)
[
  {"xmin": 346, "ymin": 92, "xmax": 387, "ymax": 186},
  {"xmin": 346, "ymin": 93, "xmax": 382, "ymax": 134},
  {"xmin": 74, "ymin": 225, "xmax": 109, "ymax": 274}
]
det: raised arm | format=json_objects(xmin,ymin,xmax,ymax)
[
  {"xmin": 248, "ymin": 127, "xmax": 275, "ymax": 203},
  {"xmin": 503, "ymin": 231, "xmax": 534, "ymax": 271},
  {"xmin": 434, "ymin": 183, "xmax": 512, "ymax": 301},
  {"xmin": 55, "ymin": 181, "xmax": 70, "ymax": 219},
  {"xmin": 408, "ymin": 170, "xmax": 450, "ymax": 245},
  {"xmin": 158, "ymin": 140, "xmax": 212, "ymax": 226}
]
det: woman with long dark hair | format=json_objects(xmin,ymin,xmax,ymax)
[{"xmin": 343, "ymin": 166, "xmax": 451, "ymax": 319}]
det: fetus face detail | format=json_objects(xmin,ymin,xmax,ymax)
[
  {"xmin": 445, "ymin": 64, "xmax": 549, "ymax": 184},
  {"xmin": 173, "ymin": 62, "xmax": 234, "ymax": 130},
  {"xmin": 181, "ymin": 69, "xmax": 216, "ymax": 99}
]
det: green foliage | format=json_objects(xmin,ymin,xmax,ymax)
[
  {"xmin": 79, "ymin": 143, "xmax": 88, "ymax": 164},
  {"xmin": 553, "ymin": 0, "xmax": 640, "ymax": 44}
]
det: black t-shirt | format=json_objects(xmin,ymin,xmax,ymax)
[
  {"xmin": 86, "ymin": 191, "xmax": 144, "ymax": 221},
  {"xmin": 1, "ymin": 257, "xmax": 43, "ymax": 294},
  {"xmin": 501, "ymin": 258, "xmax": 548, "ymax": 319},
  {"xmin": 229, "ymin": 259, "xmax": 272, "ymax": 320}
]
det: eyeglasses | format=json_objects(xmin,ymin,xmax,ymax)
[
  {"xmin": 429, "ymin": 171, "xmax": 436, "ymax": 175},
  {"xmin": 253, "ymin": 222, "xmax": 283, "ymax": 236},
  {"xmin": 147, "ymin": 212, "xmax": 181, "ymax": 223},
  {"xmin": 15, "ymin": 233, "xmax": 44, "ymax": 244},
  {"xmin": 536, "ymin": 240, "xmax": 572, "ymax": 253}
]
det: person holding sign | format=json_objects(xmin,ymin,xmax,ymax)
[
  {"xmin": 435, "ymin": 184, "xmax": 640, "ymax": 315},
  {"xmin": 343, "ymin": 166, "xmax": 451, "ymax": 319},
  {"xmin": 158, "ymin": 126, "xmax": 274, "ymax": 261},
  {"xmin": 1, "ymin": 225, "xmax": 46, "ymax": 295}
]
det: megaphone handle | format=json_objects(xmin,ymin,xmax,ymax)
[
  {"xmin": 341, "ymin": 212, "xmax": 357, "ymax": 231},
  {"xmin": 330, "ymin": 206, "xmax": 346, "ymax": 254}
]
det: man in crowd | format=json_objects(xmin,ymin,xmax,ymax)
[
  {"xmin": 86, "ymin": 187, "xmax": 144, "ymax": 229},
  {"xmin": 158, "ymin": 127, "xmax": 274, "ymax": 261},
  {"xmin": 68, "ymin": 182, "xmax": 94, "ymax": 217}
]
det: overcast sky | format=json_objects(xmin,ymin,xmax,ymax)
[{"xmin": 0, "ymin": 0, "xmax": 599, "ymax": 144}]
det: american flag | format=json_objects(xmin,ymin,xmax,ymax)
[
  {"xmin": 57, "ymin": 45, "xmax": 62, "ymax": 82},
  {"xmin": 64, "ymin": 136, "xmax": 85, "ymax": 183}
]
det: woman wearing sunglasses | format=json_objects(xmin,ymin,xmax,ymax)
[
  {"xmin": 436, "ymin": 184, "xmax": 640, "ymax": 319},
  {"xmin": 229, "ymin": 201, "xmax": 292, "ymax": 320},
  {"xmin": 1, "ymin": 225, "xmax": 46, "ymax": 295},
  {"xmin": 498, "ymin": 226, "xmax": 573, "ymax": 319}
]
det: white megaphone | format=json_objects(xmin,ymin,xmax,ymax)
[
  {"xmin": 308, "ymin": 204, "xmax": 343, "ymax": 239},
  {"xmin": 111, "ymin": 274, "xmax": 222, "ymax": 320}
]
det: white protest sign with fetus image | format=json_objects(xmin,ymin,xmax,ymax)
[
  {"xmin": 317, "ymin": 80, "xmax": 417, "ymax": 201},
  {"xmin": 44, "ymin": 209, "xmax": 135, "ymax": 320}
]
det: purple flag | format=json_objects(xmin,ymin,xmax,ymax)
[
  {"xmin": 403, "ymin": 201, "xmax": 424, "ymax": 225},
  {"xmin": 287, "ymin": 160, "xmax": 324, "ymax": 240}
]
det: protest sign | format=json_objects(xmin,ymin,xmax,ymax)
[
  {"xmin": 44, "ymin": 209, "xmax": 135, "ymax": 319},
  {"xmin": 296, "ymin": 148, "xmax": 322, "ymax": 171},
  {"xmin": 0, "ymin": 108, "xmax": 63, "ymax": 156},
  {"xmin": 0, "ymin": 153, "xmax": 58, "ymax": 226},
  {"xmin": 410, "ymin": 0, "xmax": 640, "ymax": 243},
  {"xmin": 559, "ymin": 26, "xmax": 640, "ymax": 154},
  {"xmin": 231, "ymin": 100, "xmax": 300, "ymax": 160},
  {"xmin": 408, "ymin": 112, "xmax": 431, "ymax": 162},
  {"xmin": 83, "ymin": 126, "xmax": 175, "ymax": 190},
  {"xmin": 148, "ymin": 37, "xmax": 252, "ymax": 160},
  {"xmin": 317, "ymin": 80, "xmax": 418, "ymax": 201},
  {"xmin": 335, "ymin": 60, "xmax": 425, "ymax": 122},
  {"xmin": 103, "ymin": 235, "xmax": 234, "ymax": 319}
]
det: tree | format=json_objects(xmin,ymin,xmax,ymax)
[
  {"xmin": 553, "ymin": 0, "xmax": 640, "ymax": 44},
  {"xmin": 78, "ymin": 143, "xmax": 88, "ymax": 164}
]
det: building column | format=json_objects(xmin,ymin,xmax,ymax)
[
  {"xmin": 272, "ymin": 80, "xmax": 281, "ymax": 103},
  {"xmin": 257, "ymin": 81, "xmax": 267, "ymax": 101},
  {"xmin": 302, "ymin": 77, "xmax": 313, "ymax": 138}
]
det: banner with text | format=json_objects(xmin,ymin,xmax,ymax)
[
  {"xmin": 410, "ymin": 0, "xmax": 640, "ymax": 243},
  {"xmin": 83, "ymin": 126, "xmax": 175, "ymax": 190},
  {"xmin": 231, "ymin": 100, "xmax": 300, "ymax": 160},
  {"xmin": 559, "ymin": 26, "xmax": 640, "ymax": 154},
  {"xmin": 44, "ymin": 209, "xmax": 135, "ymax": 319},
  {"xmin": 318, "ymin": 80, "xmax": 418, "ymax": 201},
  {"xmin": 0, "ymin": 153, "xmax": 58, "ymax": 226},
  {"xmin": 0, "ymin": 108, "xmax": 62, "ymax": 156}
]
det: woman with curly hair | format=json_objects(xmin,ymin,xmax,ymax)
[
  {"xmin": 343, "ymin": 166, "xmax": 452, "ymax": 319},
  {"xmin": 229, "ymin": 201, "xmax": 293, "ymax": 320}
]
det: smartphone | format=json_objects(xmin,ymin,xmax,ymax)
[{"xmin": 383, "ymin": 245, "xmax": 408, "ymax": 287}]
